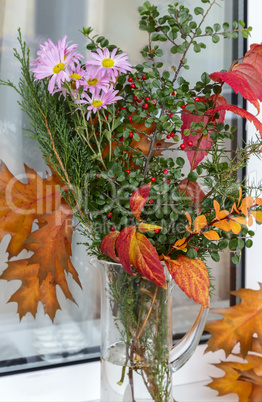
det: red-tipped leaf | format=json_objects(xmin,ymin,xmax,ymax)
[
  {"xmin": 100, "ymin": 231, "xmax": 120, "ymax": 262},
  {"xmin": 115, "ymin": 226, "xmax": 136, "ymax": 275},
  {"xmin": 164, "ymin": 255, "xmax": 209, "ymax": 307},
  {"xmin": 130, "ymin": 183, "xmax": 151, "ymax": 220},
  {"xmin": 129, "ymin": 232, "xmax": 167, "ymax": 288}
]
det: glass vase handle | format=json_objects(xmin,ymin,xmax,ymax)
[{"xmin": 169, "ymin": 303, "xmax": 209, "ymax": 372}]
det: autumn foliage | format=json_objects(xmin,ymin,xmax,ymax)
[{"xmin": 205, "ymin": 285, "xmax": 262, "ymax": 401}]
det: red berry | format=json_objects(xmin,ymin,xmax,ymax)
[
  {"xmin": 125, "ymin": 169, "xmax": 131, "ymax": 174},
  {"xmin": 142, "ymin": 103, "xmax": 149, "ymax": 109},
  {"xmin": 129, "ymin": 131, "xmax": 133, "ymax": 137},
  {"xmin": 188, "ymin": 141, "xmax": 193, "ymax": 146},
  {"xmin": 128, "ymin": 77, "xmax": 133, "ymax": 82},
  {"xmin": 107, "ymin": 212, "xmax": 113, "ymax": 218},
  {"xmin": 154, "ymin": 229, "xmax": 160, "ymax": 234},
  {"xmin": 166, "ymin": 134, "xmax": 171, "ymax": 139},
  {"xmin": 194, "ymin": 97, "xmax": 200, "ymax": 102},
  {"xmin": 110, "ymin": 226, "xmax": 115, "ymax": 231},
  {"xmin": 133, "ymin": 96, "xmax": 138, "ymax": 101},
  {"xmin": 181, "ymin": 105, "xmax": 186, "ymax": 109},
  {"xmin": 151, "ymin": 177, "xmax": 156, "ymax": 182},
  {"xmin": 156, "ymin": 142, "xmax": 162, "ymax": 147},
  {"xmin": 145, "ymin": 96, "xmax": 150, "ymax": 101},
  {"xmin": 180, "ymin": 144, "xmax": 186, "ymax": 150},
  {"xmin": 137, "ymin": 99, "xmax": 142, "ymax": 103},
  {"xmin": 142, "ymin": 75, "xmax": 146, "ymax": 80},
  {"xmin": 130, "ymin": 83, "xmax": 136, "ymax": 89},
  {"xmin": 163, "ymin": 169, "xmax": 168, "ymax": 175},
  {"xmin": 119, "ymin": 136, "xmax": 124, "ymax": 142},
  {"xmin": 121, "ymin": 107, "xmax": 126, "ymax": 110},
  {"xmin": 170, "ymin": 132, "xmax": 175, "ymax": 137},
  {"xmin": 171, "ymin": 92, "xmax": 176, "ymax": 96},
  {"xmin": 169, "ymin": 113, "xmax": 174, "ymax": 118},
  {"xmin": 127, "ymin": 116, "xmax": 132, "ymax": 122},
  {"xmin": 166, "ymin": 180, "xmax": 171, "ymax": 183}
]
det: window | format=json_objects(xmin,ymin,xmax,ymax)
[{"xmin": 0, "ymin": 0, "xmax": 247, "ymax": 374}]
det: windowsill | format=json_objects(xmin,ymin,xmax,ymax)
[{"xmin": 0, "ymin": 345, "xmax": 238, "ymax": 401}]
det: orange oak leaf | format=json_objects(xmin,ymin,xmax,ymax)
[
  {"xmin": 0, "ymin": 255, "xmax": 79, "ymax": 321},
  {"xmin": 137, "ymin": 222, "xmax": 162, "ymax": 232},
  {"xmin": 129, "ymin": 232, "xmax": 167, "ymax": 288},
  {"xmin": 0, "ymin": 161, "xmax": 64, "ymax": 258},
  {"xmin": 205, "ymin": 285, "xmax": 262, "ymax": 357},
  {"xmin": 164, "ymin": 255, "xmax": 209, "ymax": 307},
  {"xmin": 207, "ymin": 361, "xmax": 253, "ymax": 400},
  {"xmin": 23, "ymin": 205, "xmax": 77, "ymax": 285},
  {"xmin": 115, "ymin": 226, "xmax": 136, "ymax": 275},
  {"xmin": 100, "ymin": 230, "xmax": 120, "ymax": 262},
  {"xmin": 130, "ymin": 183, "xmax": 151, "ymax": 220}
]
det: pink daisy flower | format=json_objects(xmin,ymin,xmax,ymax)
[
  {"xmin": 81, "ymin": 65, "xmax": 112, "ymax": 92},
  {"xmin": 31, "ymin": 36, "xmax": 83, "ymax": 94},
  {"xmin": 79, "ymin": 86, "xmax": 122, "ymax": 120},
  {"xmin": 85, "ymin": 48, "xmax": 132, "ymax": 80}
]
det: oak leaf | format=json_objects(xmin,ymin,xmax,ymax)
[
  {"xmin": 207, "ymin": 361, "xmax": 253, "ymax": 400},
  {"xmin": 205, "ymin": 285, "xmax": 262, "ymax": 357},
  {"xmin": 0, "ymin": 161, "xmax": 64, "ymax": 258},
  {"xmin": 164, "ymin": 255, "xmax": 209, "ymax": 307}
]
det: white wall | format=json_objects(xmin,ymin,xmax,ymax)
[{"xmin": 245, "ymin": 0, "xmax": 262, "ymax": 289}]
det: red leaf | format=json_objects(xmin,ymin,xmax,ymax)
[
  {"xmin": 116, "ymin": 226, "xmax": 136, "ymax": 275},
  {"xmin": 233, "ymin": 63, "xmax": 262, "ymax": 102},
  {"xmin": 129, "ymin": 232, "xmax": 167, "ymax": 288},
  {"xmin": 130, "ymin": 183, "xmax": 151, "ymax": 220},
  {"xmin": 212, "ymin": 104, "xmax": 262, "ymax": 138},
  {"xmin": 100, "ymin": 231, "xmax": 120, "ymax": 262},
  {"xmin": 181, "ymin": 95, "xmax": 226, "ymax": 169},
  {"xmin": 210, "ymin": 71, "xmax": 260, "ymax": 113},
  {"xmin": 244, "ymin": 43, "xmax": 262, "ymax": 72},
  {"xmin": 178, "ymin": 180, "xmax": 205, "ymax": 212}
]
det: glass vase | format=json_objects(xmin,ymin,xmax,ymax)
[{"xmin": 91, "ymin": 259, "xmax": 209, "ymax": 402}]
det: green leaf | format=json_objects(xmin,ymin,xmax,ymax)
[
  {"xmin": 188, "ymin": 172, "xmax": 198, "ymax": 182},
  {"xmin": 194, "ymin": 7, "xmax": 204, "ymax": 15},
  {"xmin": 212, "ymin": 35, "xmax": 220, "ymax": 44},
  {"xmin": 213, "ymin": 23, "xmax": 221, "ymax": 32},
  {"xmin": 245, "ymin": 239, "xmax": 253, "ymax": 248},
  {"xmin": 210, "ymin": 251, "xmax": 220, "ymax": 262},
  {"xmin": 187, "ymin": 248, "xmax": 198, "ymax": 259},
  {"xmin": 218, "ymin": 240, "xmax": 228, "ymax": 250},
  {"xmin": 232, "ymin": 254, "xmax": 240, "ymax": 264},
  {"xmin": 229, "ymin": 238, "xmax": 238, "ymax": 250}
]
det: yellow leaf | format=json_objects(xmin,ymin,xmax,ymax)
[
  {"xmin": 173, "ymin": 237, "xmax": 187, "ymax": 250},
  {"xmin": 214, "ymin": 200, "xmax": 229, "ymax": 220},
  {"xmin": 213, "ymin": 220, "xmax": 231, "ymax": 231},
  {"xmin": 239, "ymin": 196, "xmax": 254, "ymax": 216},
  {"xmin": 230, "ymin": 216, "xmax": 247, "ymax": 225},
  {"xmin": 203, "ymin": 230, "xmax": 220, "ymax": 241},
  {"xmin": 194, "ymin": 215, "xmax": 207, "ymax": 233},
  {"xmin": 164, "ymin": 255, "xmax": 209, "ymax": 307},
  {"xmin": 255, "ymin": 198, "xmax": 262, "ymax": 206},
  {"xmin": 251, "ymin": 211, "xmax": 262, "ymax": 223},
  {"xmin": 229, "ymin": 219, "xmax": 241, "ymax": 234},
  {"xmin": 137, "ymin": 222, "xmax": 162, "ymax": 233}
]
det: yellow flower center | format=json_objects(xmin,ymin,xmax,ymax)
[
  {"xmin": 70, "ymin": 73, "xmax": 81, "ymax": 80},
  {"xmin": 92, "ymin": 100, "xmax": 103, "ymax": 107},
  {"xmin": 53, "ymin": 62, "xmax": 65, "ymax": 74},
  {"xmin": 102, "ymin": 58, "xmax": 115, "ymax": 68},
  {"xmin": 87, "ymin": 77, "xmax": 99, "ymax": 86}
]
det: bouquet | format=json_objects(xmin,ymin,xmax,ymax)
[{"xmin": 1, "ymin": 1, "xmax": 262, "ymax": 400}]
